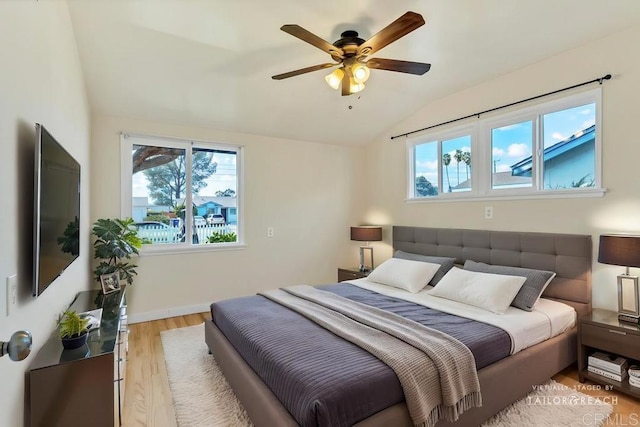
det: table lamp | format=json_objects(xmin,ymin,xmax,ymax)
[
  {"xmin": 598, "ymin": 234, "xmax": 640, "ymax": 323},
  {"xmin": 350, "ymin": 226, "xmax": 382, "ymax": 272}
]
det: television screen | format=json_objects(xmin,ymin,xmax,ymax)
[{"xmin": 33, "ymin": 124, "xmax": 81, "ymax": 296}]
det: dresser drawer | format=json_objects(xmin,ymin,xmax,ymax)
[{"xmin": 581, "ymin": 323, "xmax": 640, "ymax": 360}]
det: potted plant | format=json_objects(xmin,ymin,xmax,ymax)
[
  {"xmin": 58, "ymin": 310, "xmax": 90, "ymax": 350},
  {"xmin": 92, "ymin": 218, "xmax": 142, "ymax": 286}
]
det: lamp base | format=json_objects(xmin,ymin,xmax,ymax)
[
  {"xmin": 618, "ymin": 313, "xmax": 640, "ymax": 324},
  {"xmin": 359, "ymin": 246, "xmax": 375, "ymax": 272}
]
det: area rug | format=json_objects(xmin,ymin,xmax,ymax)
[{"xmin": 161, "ymin": 324, "xmax": 613, "ymax": 427}]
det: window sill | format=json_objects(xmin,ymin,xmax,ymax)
[
  {"xmin": 406, "ymin": 188, "xmax": 607, "ymax": 204},
  {"xmin": 139, "ymin": 242, "xmax": 247, "ymax": 256}
]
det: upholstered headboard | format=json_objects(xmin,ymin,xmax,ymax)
[{"xmin": 393, "ymin": 226, "xmax": 592, "ymax": 318}]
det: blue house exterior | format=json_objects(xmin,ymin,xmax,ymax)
[
  {"xmin": 179, "ymin": 196, "xmax": 238, "ymax": 224},
  {"xmin": 510, "ymin": 125, "xmax": 595, "ymax": 189}
]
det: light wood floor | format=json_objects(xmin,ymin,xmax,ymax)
[
  {"xmin": 123, "ymin": 313, "xmax": 211, "ymax": 427},
  {"xmin": 122, "ymin": 314, "xmax": 638, "ymax": 426}
]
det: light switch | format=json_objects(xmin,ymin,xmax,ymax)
[{"xmin": 6, "ymin": 274, "xmax": 17, "ymax": 316}]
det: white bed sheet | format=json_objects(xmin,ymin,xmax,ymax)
[{"xmin": 346, "ymin": 278, "xmax": 576, "ymax": 354}]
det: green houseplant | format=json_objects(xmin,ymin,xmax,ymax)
[
  {"xmin": 58, "ymin": 310, "xmax": 90, "ymax": 350},
  {"xmin": 92, "ymin": 218, "xmax": 142, "ymax": 286}
]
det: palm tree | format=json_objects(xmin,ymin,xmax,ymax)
[
  {"xmin": 442, "ymin": 153, "xmax": 452, "ymax": 192},
  {"xmin": 462, "ymin": 151, "xmax": 471, "ymax": 181},
  {"xmin": 454, "ymin": 149, "xmax": 463, "ymax": 186}
]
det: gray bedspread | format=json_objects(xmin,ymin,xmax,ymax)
[{"xmin": 211, "ymin": 283, "xmax": 511, "ymax": 427}]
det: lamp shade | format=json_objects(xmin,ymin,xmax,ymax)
[
  {"xmin": 598, "ymin": 235, "xmax": 640, "ymax": 267},
  {"xmin": 350, "ymin": 226, "xmax": 382, "ymax": 242}
]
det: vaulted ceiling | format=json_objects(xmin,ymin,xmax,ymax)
[{"xmin": 67, "ymin": 0, "xmax": 640, "ymax": 146}]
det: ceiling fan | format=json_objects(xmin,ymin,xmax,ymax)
[{"xmin": 272, "ymin": 11, "xmax": 431, "ymax": 96}]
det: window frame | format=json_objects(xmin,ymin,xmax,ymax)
[
  {"xmin": 120, "ymin": 132, "xmax": 245, "ymax": 255},
  {"xmin": 406, "ymin": 88, "xmax": 604, "ymax": 203},
  {"xmin": 407, "ymin": 124, "xmax": 476, "ymax": 199},
  {"xmin": 481, "ymin": 111, "xmax": 538, "ymax": 196}
]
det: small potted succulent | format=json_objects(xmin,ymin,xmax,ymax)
[{"xmin": 58, "ymin": 310, "xmax": 90, "ymax": 350}]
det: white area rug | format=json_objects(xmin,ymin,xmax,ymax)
[
  {"xmin": 161, "ymin": 324, "xmax": 613, "ymax": 427},
  {"xmin": 161, "ymin": 324, "xmax": 252, "ymax": 427}
]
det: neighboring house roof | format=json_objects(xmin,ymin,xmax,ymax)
[
  {"xmin": 452, "ymin": 172, "xmax": 531, "ymax": 190},
  {"xmin": 510, "ymin": 125, "xmax": 595, "ymax": 176},
  {"xmin": 178, "ymin": 196, "xmax": 237, "ymax": 208}
]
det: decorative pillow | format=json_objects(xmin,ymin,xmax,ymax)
[
  {"xmin": 367, "ymin": 258, "xmax": 441, "ymax": 293},
  {"xmin": 463, "ymin": 260, "xmax": 556, "ymax": 311},
  {"xmin": 393, "ymin": 250, "xmax": 456, "ymax": 286},
  {"xmin": 428, "ymin": 267, "xmax": 527, "ymax": 314}
]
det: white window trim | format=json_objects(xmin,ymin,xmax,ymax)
[
  {"xmin": 406, "ymin": 88, "xmax": 604, "ymax": 203},
  {"xmin": 120, "ymin": 132, "xmax": 245, "ymax": 255},
  {"xmin": 406, "ymin": 123, "xmax": 476, "ymax": 199}
]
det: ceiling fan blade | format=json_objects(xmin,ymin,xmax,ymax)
[
  {"xmin": 342, "ymin": 67, "xmax": 351, "ymax": 96},
  {"xmin": 366, "ymin": 58, "xmax": 431, "ymax": 75},
  {"xmin": 281, "ymin": 25, "xmax": 344, "ymax": 59},
  {"xmin": 272, "ymin": 63, "xmax": 337, "ymax": 80},
  {"xmin": 357, "ymin": 12, "xmax": 425, "ymax": 58}
]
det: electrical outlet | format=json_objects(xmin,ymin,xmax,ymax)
[
  {"xmin": 267, "ymin": 227, "xmax": 274, "ymax": 238},
  {"xmin": 6, "ymin": 274, "xmax": 17, "ymax": 316},
  {"xmin": 484, "ymin": 206, "xmax": 494, "ymax": 219}
]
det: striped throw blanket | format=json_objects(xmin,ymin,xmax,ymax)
[{"xmin": 259, "ymin": 285, "xmax": 482, "ymax": 427}]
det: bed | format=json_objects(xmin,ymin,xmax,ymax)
[{"xmin": 205, "ymin": 226, "xmax": 592, "ymax": 426}]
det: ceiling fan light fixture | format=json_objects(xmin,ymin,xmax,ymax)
[
  {"xmin": 325, "ymin": 68, "xmax": 344, "ymax": 90},
  {"xmin": 352, "ymin": 63, "xmax": 370, "ymax": 84},
  {"xmin": 273, "ymin": 12, "xmax": 430, "ymax": 97}
]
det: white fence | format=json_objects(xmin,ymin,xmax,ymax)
[
  {"xmin": 193, "ymin": 224, "xmax": 234, "ymax": 243},
  {"xmin": 137, "ymin": 223, "xmax": 234, "ymax": 244}
]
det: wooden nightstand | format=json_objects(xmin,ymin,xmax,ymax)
[
  {"xmin": 578, "ymin": 308, "xmax": 640, "ymax": 399},
  {"xmin": 337, "ymin": 267, "xmax": 370, "ymax": 282}
]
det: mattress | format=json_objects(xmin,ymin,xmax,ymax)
[
  {"xmin": 347, "ymin": 278, "xmax": 576, "ymax": 354},
  {"xmin": 211, "ymin": 283, "xmax": 512, "ymax": 427}
]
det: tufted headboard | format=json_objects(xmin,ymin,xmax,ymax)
[{"xmin": 393, "ymin": 226, "xmax": 592, "ymax": 318}]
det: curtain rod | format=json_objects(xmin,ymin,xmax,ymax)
[{"xmin": 390, "ymin": 74, "xmax": 612, "ymax": 141}]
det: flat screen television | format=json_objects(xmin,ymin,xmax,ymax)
[{"xmin": 33, "ymin": 124, "xmax": 81, "ymax": 296}]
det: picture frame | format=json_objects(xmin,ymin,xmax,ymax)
[
  {"xmin": 100, "ymin": 272, "xmax": 121, "ymax": 295},
  {"xmin": 618, "ymin": 274, "xmax": 640, "ymax": 319}
]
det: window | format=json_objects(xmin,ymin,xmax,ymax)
[
  {"xmin": 121, "ymin": 134, "xmax": 243, "ymax": 252},
  {"xmin": 407, "ymin": 88, "xmax": 602, "ymax": 201},
  {"xmin": 413, "ymin": 140, "xmax": 439, "ymax": 196},
  {"xmin": 491, "ymin": 120, "xmax": 533, "ymax": 190},
  {"xmin": 442, "ymin": 135, "xmax": 472, "ymax": 193},
  {"xmin": 542, "ymin": 104, "xmax": 596, "ymax": 189},
  {"xmin": 410, "ymin": 128, "xmax": 473, "ymax": 198}
]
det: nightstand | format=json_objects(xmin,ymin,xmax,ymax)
[
  {"xmin": 337, "ymin": 267, "xmax": 370, "ymax": 282},
  {"xmin": 578, "ymin": 308, "xmax": 640, "ymax": 399}
]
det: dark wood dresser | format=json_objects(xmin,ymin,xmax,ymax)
[{"xmin": 26, "ymin": 287, "xmax": 128, "ymax": 427}]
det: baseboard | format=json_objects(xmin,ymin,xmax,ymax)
[{"xmin": 128, "ymin": 302, "xmax": 211, "ymax": 324}]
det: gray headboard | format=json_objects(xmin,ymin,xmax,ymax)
[{"xmin": 393, "ymin": 226, "xmax": 592, "ymax": 317}]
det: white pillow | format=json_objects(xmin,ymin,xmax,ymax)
[
  {"xmin": 367, "ymin": 258, "xmax": 441, "ymax": 293},
  {"xmin": 428, "ymin": 267, "xmax": 527, "ymax": 314}
]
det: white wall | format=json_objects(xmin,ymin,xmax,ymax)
[
  {"xmin": 0, "ymin": 2, "xmax": 91, "ymax": 426},
  {"xmin": 363, "ymin": 24, "xmax": 640, "ymax": 312},
  {"xmin": 90, "ymin": 115, "xmax": 366, "ymax": 321}
]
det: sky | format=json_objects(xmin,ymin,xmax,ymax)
[
  {"xmin": 132, "ymin": 149, "xmax": 237, "ymax": 205},
  {"xmin": 415, "ymin": 102, "xmax": 596, "ymax": 191}
]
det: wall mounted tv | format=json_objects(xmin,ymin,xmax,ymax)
[{"xmin": 33, "ymin": 124, "xmax": 81, "ymax": 297}]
